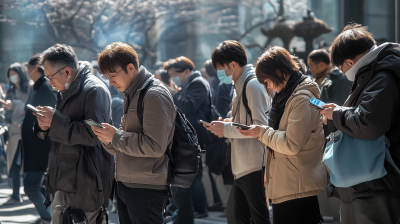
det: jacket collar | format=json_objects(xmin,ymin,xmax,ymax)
[
  {"xmin": 345, "ymin": 43, "xmax": 389, "ymax": 81},
  {"xmin": 233, "ymin": 64, "xmax": 256, "ymax": 96},
  {"xmin": 33, "ymin": 75, "xmax": 46, "ymax": 90},
  {"xmin": 123, "ymin": 66, "xmax": 153, "ymax": 99},
  {"xmin": 57, "ymin": 64, "xmax": 90, "ymax": 110}
]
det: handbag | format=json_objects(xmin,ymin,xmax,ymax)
[{"xmin": 323, "ymin": 130, "xmax": 400, "ymax": 188}]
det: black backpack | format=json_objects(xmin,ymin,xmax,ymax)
[{"xmin": 137, "ymin": 80, "xmax": 202, "ymax": 188}]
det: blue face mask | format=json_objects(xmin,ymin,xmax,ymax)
[{"xmin": 217, "ymin": 65, "xmax": 233, "ymax": 84}]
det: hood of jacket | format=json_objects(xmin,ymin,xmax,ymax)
[
  {"xmin": 289, "ymin": 77, "xmax": 321, "ymax": 102},
  {"xmin": 233, "ymin": 64, "xmax": 256, "ymax": 97},
  {"xmin": 346, "ymin": 43, "xmax": 400, "ymax": 81}
]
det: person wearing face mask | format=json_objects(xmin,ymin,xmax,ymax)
[
  {"xmin": 319, "ymin": 24, "xmax": 400, "ymax": 224},
  {"xmin": 307, "ymin": 49, "xmax": 352, "ymax": 106},
  {"xmin": 32, "ymin": 44, "xmax": 114, "ymax": 224},
  {"xmin": 164, "ymin": 56, "xmax": 210, "ymax": 223},
  {"xmin": 204, "ymin": 40, "xmax": 272, "ymax": 224},
  {"xmin": 1, "ymin": 62, "xmax": 31, "ymax": 206},
  {"xmin": 19, "ymin": 54, "xmax": 57, "ymax": 224}
]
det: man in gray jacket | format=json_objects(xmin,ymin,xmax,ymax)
[
  {"xmin": 33, "ymin": 44, "xmax": 114, "ymax": 224},
  {"xmin": 205, "ymin": 40, "xmax": 272, "ymax": 224},
  {"xmin": 92, "ymin": 42, "xmax": 176, "ymax": 224}
]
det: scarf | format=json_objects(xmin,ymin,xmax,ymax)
[{"xmin": 267, "ymin": 72, "xmax": 307, "ymax": 156}]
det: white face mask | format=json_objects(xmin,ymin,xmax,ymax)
[
  {"xmin": 9, "ymin": 75, "xmax": 18, "ymax": 84},
  {"xmin": 172, "ymin": 76, "xmax": 182, "ymax": 87}
]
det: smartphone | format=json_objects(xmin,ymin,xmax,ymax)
[
  {"xmin": 198, "ymin": 120, "xmax": 210, "ymax": 125},
  {"xmin": 27, "ymin": 104, "xmax": 40, "ymax": 114},
  {"xmin": 309, "ymin": 98, "xmax": 326, "ymax": 110},
  {"xmin": 232, "ymin": 123, "xmax": 251, "ymax": 130},
  {"xmin": 84, "ymin": 119, "xmax": 105, "ymax": 129}
]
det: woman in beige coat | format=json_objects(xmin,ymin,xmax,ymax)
[{"xmin": 239, "ymin": 47, "xmax": 326, "ymax": 224}]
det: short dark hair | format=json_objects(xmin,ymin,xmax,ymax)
[
  {"xmin": 163, "ymin": 56, "xmax": 195, "ymax": 72},
  {"xmin": 7, "ymin": 62, "xmax": 29, "ymax": 93},
  {"xmin": 308, "ymin": 49, "xmax": 331, "ymax": 65},
  {"xmin": 156, "ymin": 69, "xmax": 170, "ymax": 84},
  {"xmin": 40, "ymin": 44, "xmax": 79, "ymax": 70},
  {"xmin": 211, "ymin": 40, "xmax": 248, "ymax": 68},
  {"xmin": 98, "ymin": 42, "xmax": 140, "ymax": 74},
  {"xmin": 330, "ymin": 23, "xmax": 375, "ymax": 67},
  {"xmin": 204, "ymin": 59, "xmax": 217, "ymax": 77},
  {"xmin": 291, "ymin": 55, "xmax": 307, "ymax": 74},
  {"xmin": 28, "ymin": 53, "xmax": 44, "ymax": 75},
  {"xmin": 256, "ymin": 46, "xmax": 299, "ymax": 88}
]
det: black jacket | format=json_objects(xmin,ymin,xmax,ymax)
[
  {"xmin": 327, "ymin": 43, "xmax": 400, "ymax": 201},
  {"xmin": 22, "ymin": 76, "xmax": 57, "ymax": 172},
  {"xmin": 211, "ymin": 79, "xmax": 233, "ymax": 119},
  {"xmin": 320, "ymin": 68, "xmax": 352, "ymax": 105},
  {"xmin": 34, "ymin": 65, "xmax": 115, "ymax": 211},
  {"xmin": 173, "ymin": 71, "xmax": 211, "ymax": 147},
  {"xmin": 111, "ymin": 97, "xmax": 124, "ymax": 128}
]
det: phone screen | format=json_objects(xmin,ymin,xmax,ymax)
[
  {"xmin": 27, "ymin": 104, "xmax": 40, "ymax": 113},
  {"xmin": 232, "ymin": 123, "xmax": 251, "ymax": 130},
  {"xmin": 310, "ymin": 98, "xmax": 326, "ymax": 109},
  {"xmin": 85, "ymin": 120, "xmax": 104, "ymax": 128},
  {"xmin": 199, "ymin": 120, "xmax": 211, "ymax": 125}
]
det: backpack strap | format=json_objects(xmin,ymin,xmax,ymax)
[
  {"xmin": 137, "ymin": 80, "xmax": 155, "ymax": 126},
  {"xmin": 136, "ymin": 79, "xmax": 175, "ymax": 197},
  {"xmin": 242, "ymin": 74, "xmax": 256, "ymax": 121}
]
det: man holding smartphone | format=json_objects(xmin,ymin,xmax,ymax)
[
  {"xmin": 33, "ymin": 44, "xmax": 114, "ymax": 224},
  {"xmin": 205, "ymin": 40, "xmax": 272, "ymax": 224},
  {"xmin": 91, "ymin": 42, "xmax": 176, "ymax": 224}
]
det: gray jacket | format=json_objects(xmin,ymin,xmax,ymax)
[
  {"xmin": 35, "ymin": 64, "xmax": 115, "ymax": 212},
  {"xmin": 223, "ymin": 64, "xmax": 272, "ymax": 179},
  {"xmin": 102, "ymin": 66, "xmax": 176, "ymax": 187}
]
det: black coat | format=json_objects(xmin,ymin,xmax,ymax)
[
  {"xmin": 319, "ymin": 68, "xmax": 352, "ymax": 105},
  {"xmin": 22, "ymin": 76, "xmax": 57, "ymax": 172},
  {"xmin": 327, "ymin": 43, "xmax": 400, "ymax": 201},
  {"xmin": 34, "ymin": 65, "xmax": 115, "ymax": 211},
  {"xmin": 211, "ymin": 79, "xmax": 233, "ymax": 118},
  {"xmin": 173, "ymin": 71, "xmax": 211, "ymax": 147}
]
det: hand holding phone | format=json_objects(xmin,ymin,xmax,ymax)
[
  {"xmin": 309, "ymin": 98, "xmax": 326, "ymax": 110},
  {"xmin": 84, "ymin": 119, "xmax": 105, "ymax": 129}
]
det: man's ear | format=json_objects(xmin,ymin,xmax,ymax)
[
  {"xmin": 344, "ymin": 59, "xmax": 356, "ymax": 67},
  {"xmin": 127, "ymin": 63, "xmax": 136, "ymax": 74}
]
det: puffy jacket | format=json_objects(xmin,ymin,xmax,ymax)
[
  {"xmin": 327, "ymin": 43, "xmax": 400, "ymax": 201},
  {"xmin": 102, "ymin": 66, "xmax": 176, "ymax": 186},
  {"xmin": 34, "ymin": 64, "xmax": 115, "ymax": 212},
  {"xmin": 259, "ymin": 78, "xmax": 327, "ymax": 204}
]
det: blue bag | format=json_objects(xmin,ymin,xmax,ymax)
[{"xmin": 323, "ymin": 130, "xmax": 400, "ymax": 188}]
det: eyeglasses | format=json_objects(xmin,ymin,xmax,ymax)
[
  {"xmin": 102, "ymin": 68, "xmax": 123, "ymax": 80},
  {"xmin": 45, "ymin": 66, "xmax": 67, "ymax": 81}
]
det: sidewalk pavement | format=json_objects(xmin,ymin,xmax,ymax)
[
  {"xmin": 0, "ymin": 176, "xmax": 338, "ymax": 224},
  {"xmin": 0, "ymin": 177, "xmax": 228, "ymax": 224}
]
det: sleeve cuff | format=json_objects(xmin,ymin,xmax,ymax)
[
  {"xmin": 223, "ymin": 122, "xmax": 232, "ymax": 137},
  {"xmin": 111, "ymin": 130, "xmax": 123, "ymax": 151}
]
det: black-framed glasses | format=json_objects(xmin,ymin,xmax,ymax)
[
  {"xmin": 45, "ymin": 66, "xmax": 67, "ymax": 81},
  {"xmin": 102, "ymin": 68, "xmax": 123, "ymax": 80}
]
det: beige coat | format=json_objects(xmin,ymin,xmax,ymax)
[
  {"xmin": 102, "ymin": 68, "xmax": 176, "ymax": 186},
  {"xmin": 259, "ymin": 78, "xmax": 327, "ymax": 204}
]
